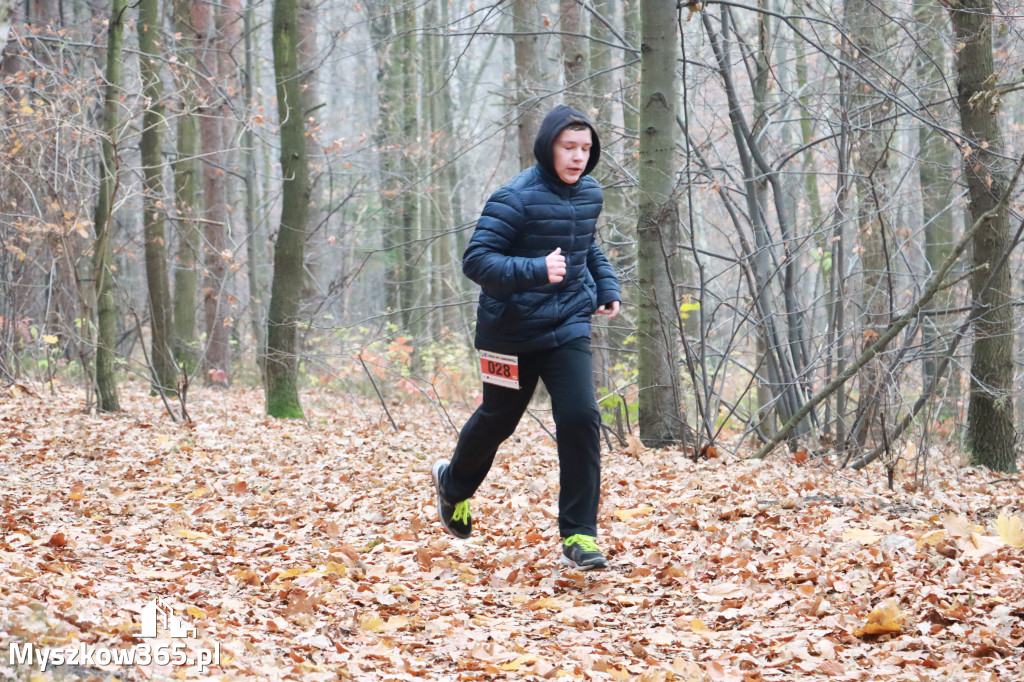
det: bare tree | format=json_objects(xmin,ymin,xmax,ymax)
[
  {"xmin": 91, "ymin": 0, "xmax": 128, "ymax": 412},
  {"xmin": 845, "ymin": 0, "xmax": 898, "ymax": 449},
  {"xmin": 636, "ymin": 0, "xmax": 685, "ymax": 446},
  {"xmin": 370, "ymin": 0, "xmax": 406, "ymax": 319},
  {"xmin": 914, "ymin": 0, "xmax": 956, "ymax": 400},
  {"xmin": 0, "ymin": 1, "xmax": 14, "ymax": 57},
  {"xmin": 560, "ymin": 0, "xmax": 585, "ymax": 112},
  {"xmin": 242, "ymin": 0, "xmax": 266, "ymax": 375},
  {"xmin": 951, "ymin": 0, "xmax": 1017, "ymax": 472},
  {"xmin": 265, "ymin": 0, "xmax": 311, "ymax": 418},
  {"xmin": 171, "ymin": 0, "xmax": 202, "ymax": 371},
  {"xmin": 196, "ymin": 0, "xmax": 231, "ymax": 381},
  {"xmin": 512, "ymin": 0, "xmax": 541, "ymax": 170},
  {"xmin": 425, "ymin": 0, "xmax": 460, "ymax": 336},
  {"xmin": 139, "ymin": 0, "xmax": 176, "ymax": 395}
]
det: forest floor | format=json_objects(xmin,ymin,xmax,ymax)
[{"xmin": 1, "ymin": 380, "xmax": 1023, "ymax": 681}]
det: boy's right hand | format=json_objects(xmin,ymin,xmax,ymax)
[{"xmin": 546, "ymin": 247, "xmax": 566, "ymax": 283}]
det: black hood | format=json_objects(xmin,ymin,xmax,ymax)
[{"xmin": 532, "ymin": 104, "xmax": 601, "ymax": 183}]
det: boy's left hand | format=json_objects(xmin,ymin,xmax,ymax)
[{"xmin": 595, "ymin": 301, "xmax": 620, "ymax": 319}]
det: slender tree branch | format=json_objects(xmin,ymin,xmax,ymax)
[{"xmin": 753, "ymin": 151, "xmax": 1024, "ymax": 460}]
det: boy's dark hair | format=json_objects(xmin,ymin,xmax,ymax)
[{"xmin": 563, "ymin": 121, "xmax": 591, "ymax": 133}]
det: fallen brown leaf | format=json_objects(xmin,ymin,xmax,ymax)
[{"xmin": 855, "ymin": 599, "xmax": 905, "ymax": 637}]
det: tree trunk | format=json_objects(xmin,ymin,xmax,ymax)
[
  {"xmin": 220, "ymin": 0, "xmax": 243, "ymax": 351},
  {"xmin": 195, "ymin": 0, "xmax": 230, "ymax": 381},
  {"xmin": 299, "ymin": 0, "xmax": 324, "ymax": 299},
  {"xmin": 845, "ymin": 0, "xmax": 896, "ymax": 448},
  {"xmin": 512, "ymin": 0, "xmax": 540, "ymax": 170},
  {"xmin": 590, "ymin": 0, "xmax": 615, "ymax": 125},
  {"xmin": 0, "ymin": 1, "xmax": 14, "ymax": 64},
  {"xmin": 139, "ymin": 0, "xmax": 176, "ymax": 395},
  {"xmin": 92, "ymin": 0, "xmax": 126, "ymax": 413},
  {"xmin": 914, "ymin": 0, "xmax": 956, "ymax": 398},
  {"xmin": 793, "ymin": 10, "xmax": 837, "ymax": 434},
  {"xmin": 636, "ymin": 0, "xmax": 685, "ymax": 446},
  {"xmin": 1, "ymin": 0, "xmax": 21, "ymax": 91},
  {"xmin": 31, "ymin": 0, "xmax": 58, "ymax": 26},
  {"xmin": 242, "ymin": 0, "xmax": 265, "ymax": 379},
  {"xmin": 950, "ymin": 0, "xmax": 1016, "ymax": 472},
  {"xmin": 265, "ymin": 0, "xmax": 310, "ymax": 418},
  {"xmin": 703, "ymin": 8, "xmax": 809, "ymax": 437},
  {"xmin": 171, "ymin": 0, "xmax": 201, "ymax": 371},
  {"xmin": 425, "ymin": 0, "xmax": 459, "ymax": 335},
  {"xmin": 750, "ymin": 7, "xmax": 775, "ymax": 437},
  {"xmin": 371, "ymin": 1, "xmax": 404, "ymax": 317},
  {"xmin": 622, "ymin": 0, "xmax": 640, "ymax": 140},
  {"xmin": 399, "ymin": 2, "xmax": 420, "ymax": 332},
  {"xmin": 588, "ymin": 0, "xmax": 622, "ymax": 397},
  {"xmin": 559, "ymin": 0, "xmax": 585, "ymax": 112},
  {"xmin": 794, "ymin": 18, "xmax": 823, "ymax": 234}
]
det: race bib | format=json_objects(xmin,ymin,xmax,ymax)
[{"xmin": 480, "ymin": 351, "xmax": 520, "ymax": 389}]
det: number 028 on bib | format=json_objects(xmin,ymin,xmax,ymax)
[{"xmin": 479, "ymin": 350, "xmax": 520, "ymax": 389}]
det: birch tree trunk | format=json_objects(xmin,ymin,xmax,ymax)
[
  {"xmin": 92, "ymin": 0, "xmax": 126, "ymax": 412},
  {"xmin": 139, "ymin": 0, "xmax": 176, "ymax": 395},
  {"xmin": 636, "ymin": 0, "xmax": 685, "ymax": 446},
  {"xmin": 265, "ymin": 0, "xmax": 310, "ymax": 418},
  {"xmin": 950, "ymin": 0, "xmax": 1016, "ymax": 472}
]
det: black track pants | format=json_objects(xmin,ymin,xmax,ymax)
[{"xmin": 438, "ymin": 337, "xmax": 601, "ymax": 538}]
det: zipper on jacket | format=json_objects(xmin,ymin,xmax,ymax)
[
  {"xmin": 559, "ymin": 196, "xmax": 577, "ymax": 321},
  {"xmin": 568, "ymin": 196, "xmax": 576, "ymax": 263}
]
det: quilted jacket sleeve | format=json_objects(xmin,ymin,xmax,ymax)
[
  {"xmin": 463, "ymin": 188, "xmax": 551, "ymax": 293},
  {"xmin": 586, "ymin": 242, "xmax": 620, "ymax": 306}
]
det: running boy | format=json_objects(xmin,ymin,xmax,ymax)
[{"xmin": 431, "ymin": 105, "xmax": 621, "ymax": 570}]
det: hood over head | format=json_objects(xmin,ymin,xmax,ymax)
[{"xmin": 533, "ymin": 105, "xmax": 601, "ymax": 182}]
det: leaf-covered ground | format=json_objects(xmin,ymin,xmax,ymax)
[{"xmin": 1, "ymin": 382, "xmax": 1023, "ymax": 681}]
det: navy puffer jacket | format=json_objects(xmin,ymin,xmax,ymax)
[{"xmin": 464, "ymin": 105, "xmax": 621, "ymax": 354}]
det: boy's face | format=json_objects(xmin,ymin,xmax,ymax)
[{"xmin": 552, "ymin": 127, "xmax": 592, "ymax": 184}]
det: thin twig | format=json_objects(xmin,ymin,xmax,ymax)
[
  {"xmin": 850, "ymin": 212, "xmax": 1024, "ymax": 470},
  {"xmin": 357, "ymin": 353, "xmax": 398, "ymax": 432},
  {"xmin": 753, "ymin": 150, "xmax": 1024, "ymax": 460},
  {"xmin": 526, "ymin": 409, "xmax": 557, "ymax": 443},
  {"xmin": 125, "ymin": 302, "xmax": 179, "ymax": 423}
]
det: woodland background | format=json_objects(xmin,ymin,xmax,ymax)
[
  {"xmin": 2, "ymin": 0, "xmax": 1024, "ymax": 472},
  {"xmin": 2, "ymin": 2, "xmax": 1024, "ymax": 679}
]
